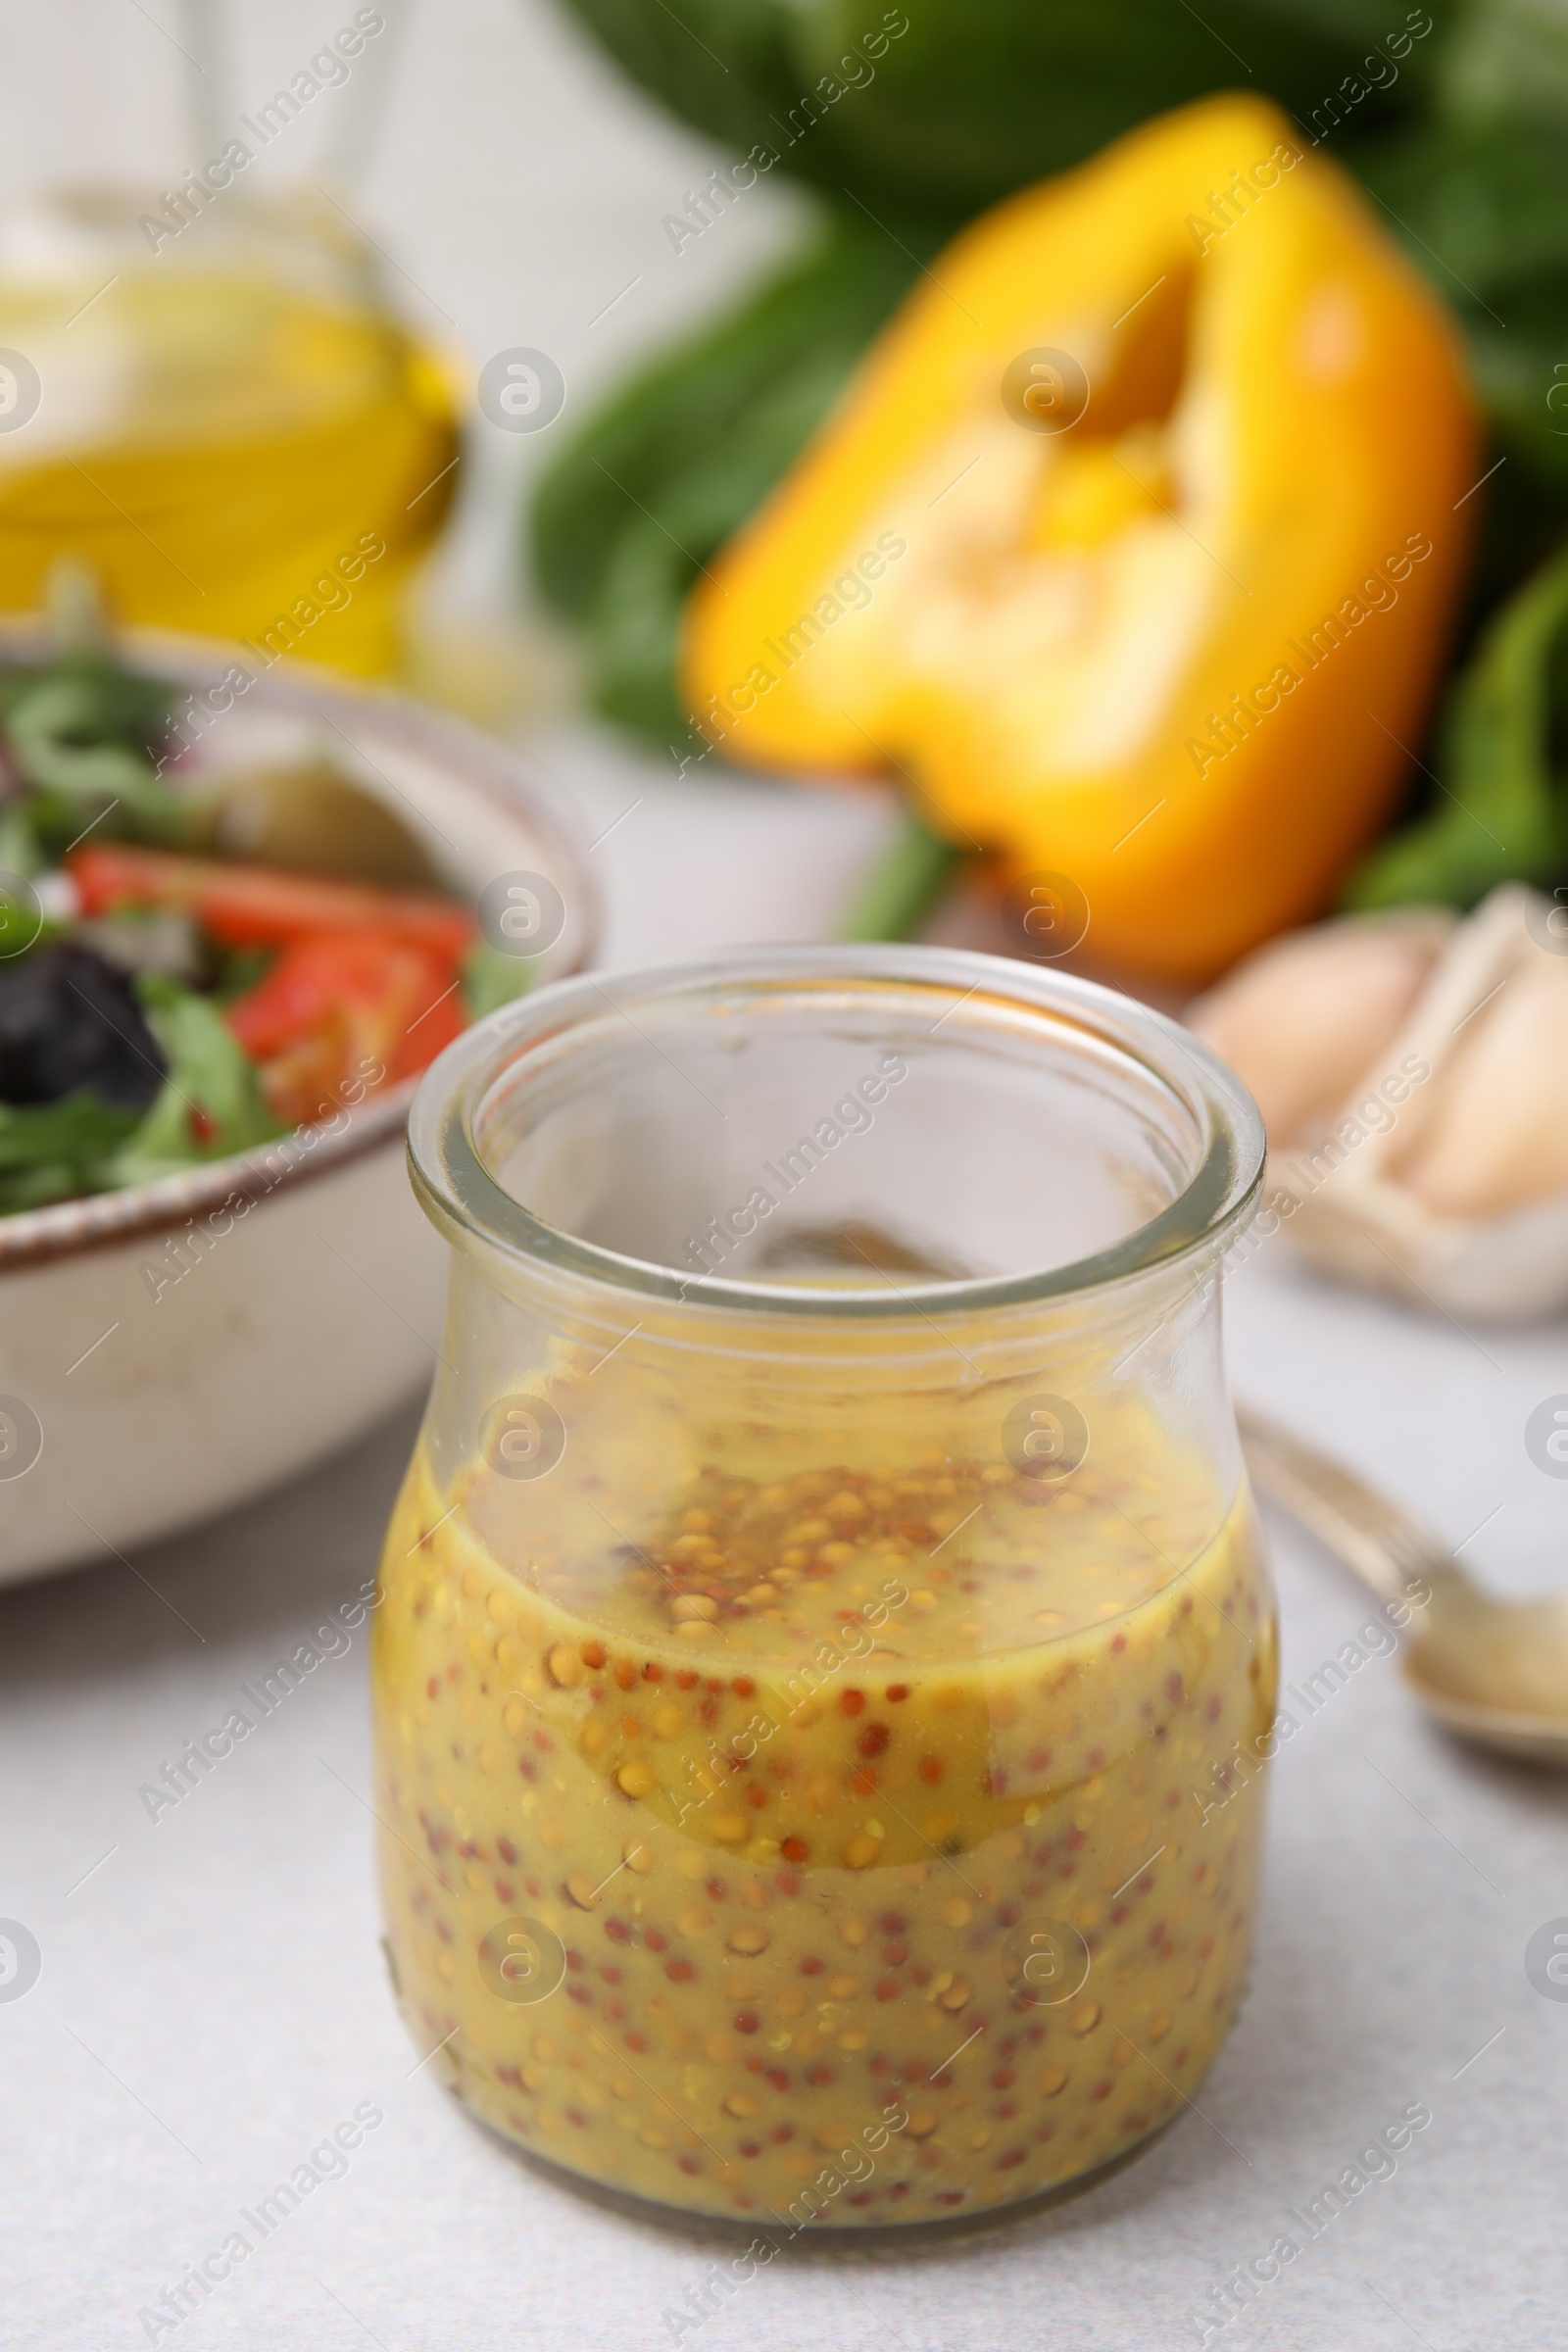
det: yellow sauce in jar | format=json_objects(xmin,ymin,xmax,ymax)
[{"xmin": 372, "ymin": 1420, "xmax": 1274, "ymax": 2227}]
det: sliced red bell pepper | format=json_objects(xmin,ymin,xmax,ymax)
[
  {"xmin": 69, "ymin": 842, "xmax": 475, "ymax": 959},
  {"xmin": 226, "ymin": 930, "xmax": 466, "ymax": 1126}
]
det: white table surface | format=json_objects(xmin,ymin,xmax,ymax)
[
  {"xmin": 4, "ymin": 5, "xmax": 1568, "ymax": 2348},
  {"xmin": 8, "ymin": 1209, "xmax": 1568, "ymax": 2352}
]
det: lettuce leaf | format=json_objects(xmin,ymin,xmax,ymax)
[
  {"xmin": 0, "ymin": 1093, "xmax": 145, "ymax": 1212},
  {"xmin": 108, "ymin": 975, "xmax": 282, "ymax": 1189}
]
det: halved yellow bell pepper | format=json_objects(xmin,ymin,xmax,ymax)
[{"xmin": 680, "ymin": 94, "xmax": 1478, "ymax": 981}]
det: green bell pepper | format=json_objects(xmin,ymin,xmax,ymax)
[{"xmin": 1346, "ymin": 540, "xmax": 1568, "ymax": 909}]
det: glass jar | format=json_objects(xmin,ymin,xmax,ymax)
[{"xmin": 373, "ymin": 946, "xmax": 1275, "ymax": 2230}]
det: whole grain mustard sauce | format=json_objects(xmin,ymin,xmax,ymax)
[{"xmin": 372, "ymin": 1413, "xmax": 1275, "ymax": 2226}]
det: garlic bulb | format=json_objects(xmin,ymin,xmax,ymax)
[
  {"xmin": 1190, "ymin": 910, "xmax": 1451, "ymax": 1145},
  {"xmin": 1187, "ymin": 887, "xmax": 1568, "ymax": 1322},
  {"xmin": 1396, "ymin": 948, "xmax": 1568, "ymax": 1216}
]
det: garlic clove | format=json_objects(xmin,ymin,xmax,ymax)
[
  {"xmin": 1397, "ymin": 947, "xmax": 1568, "ymax": 1217},
  {"xmin": 1189, "ymin": 911, "xmax": 1452, "ymax": 1145}
]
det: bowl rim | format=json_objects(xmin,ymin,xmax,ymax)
[{"xmin": 0, "ymin": 621, "xmax": 597, "ymax": 1274}]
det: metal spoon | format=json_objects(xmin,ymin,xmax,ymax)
[{"xmin": 1238, "ymin": 1404, "xmax": 1568, "ymax": 1767}]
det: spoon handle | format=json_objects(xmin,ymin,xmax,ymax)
[{"xmin": 1236, "ymin": 1403, "xmax": 1457, "ymax": 1607}]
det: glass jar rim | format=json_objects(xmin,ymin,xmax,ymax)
[{"xmin": 406, "ymin": 945, "xmax": 1264, "ymax": 1322}]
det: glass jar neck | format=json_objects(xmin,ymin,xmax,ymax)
[{"xmin": 408, "ymin": 945, "xmax": 1264, "ymax": 1333}]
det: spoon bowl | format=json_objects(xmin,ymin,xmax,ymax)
[
  {"xmin": 1403, "ymin": 1576, "xmax": 1568, "ymax": 1766},
  {"xmin": 1239, "ymin": 1406, "xmax": 1568, "ymax": 1767}
]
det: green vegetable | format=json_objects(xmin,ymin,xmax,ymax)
[
  {"xmin": 0, "ymin": 656, "xmax": 185, "ymax": 855},
  {"xmin": 463, "ymin": 937, "xmax": 540, "ymax": 1021},
  {"xmin": 839, "ymin": 814, "xmax": 962, "ymax": 941},
  {"xmin": 1357, "ymin": 115, "xmax": 1568, "ymax": 514},
  {"xmin": 109, "ymin": 974, "xmax": 281, "ymax": 1188},
  {"xmin": 0, "ymin": 801, "xmax": 43, "ymax": 880},
  {"xmin": 1345, "ymin": 540, "xmax": 1568, "ymax": 909},
  {"xmin": 209, "ymin": 943, "xmax": 273, "ymax": 1002},
  {"xmin": 531, "ymin": 214, "xmax": 920, "ymax": 745},
  {"xmin": 1434, "ymin": 0, "xmax": 1568, "ymax": 132},
  {"xmin": 555, "ymin": 0, "xmax": 1422, "ymax": 220},
  {"xmin": 0, "ymin": 1094, "xmax": 145, "ymax": 1214},
  {"xmin": 0, "ymin": 974, "xmax": 285, "ymax": 1214}
]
